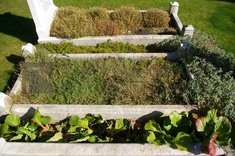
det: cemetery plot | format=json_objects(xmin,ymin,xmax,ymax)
[{"xmin": 13, "ymin": 57, "xmax": 186, "ymax": 105}]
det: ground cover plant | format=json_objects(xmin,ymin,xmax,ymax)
[
  {"xmin": 50, "ymin": 6, "xmax": 177, "ymax": 38},
  {"xmin": 36, "ymin": 40, "xmax": 148, "ymax": 54},
  {"xmin": 0, "ymin": 108, "xmax": 232, "ymax": 155},
  {"xmin": 13, "ymin": 56, "xmax": 186, "ymax": 105}
]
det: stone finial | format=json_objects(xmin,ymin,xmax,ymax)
[
  {"xmin": 183, "ymin": 25, "xmax": 195, "ymax": 36},
  {"xmin": 0, "ymin": 93, "xmax": 12, "ymax": 115},
  {"xmin": 22, "ymin": 43, "xmax": 37, "ymax": 57},
  {"xmin": 169, "ymin": 2, "xmax": 179, "ymax": 14}
]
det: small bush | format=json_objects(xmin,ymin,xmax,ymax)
[
  {"xmin": 94, "ymin": 20, "xmax": 120, "ymax": 36},
  {"xmin": 143, "ymin": 8, "xmax": 170, "ymax": 28},
  {"xmin": 110, "ymin": 6, "xmax": 143, "ymax": 34},
  {"xmin": 50, "ymin": 7, "xmax": 94, "ymax": 38}
]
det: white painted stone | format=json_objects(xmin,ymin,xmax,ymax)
[
  {"xmin": 22, "ymin": 43, "xmax": 37, "ymax": 57},
  {"xmin": 183, "ymin": 25, "xmax": 195, "ymax": 36},
  {"xmin": 27, "ymin": 0, "xmax": 57, "ymax": 39},
  {"xmin": 170, "ymin": 2, "xmax": 179, "ymax": 14},
  {"xmin": 0, "ymin": 93, "xmax": 12, "ymax": 114}
]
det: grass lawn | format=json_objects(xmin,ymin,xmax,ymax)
[{"xmin": 0, "ymin": 0, "xmax": 235, "ymax": 92}]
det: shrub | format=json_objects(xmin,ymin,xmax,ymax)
[
  {"xmin": 183, "ymin": 57, "xmax": 235, "ymax": 123},
  {"xmin": 110, "ymin": 6, "xmax": 143, "ymax": 34},
  {"xmin": 50, "ymin": 7, "xmax": 95, "ymax": 38},
  {"xmin": 189, "ymin": 31, "xmax": 235, "ymax": 76},
  {"xmin": 143, "ymin": 8, "xmax": 170, "ymax": 28}
]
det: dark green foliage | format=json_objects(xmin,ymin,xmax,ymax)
[{"xmin": 183, "ymin": 57, "xmax": 235, "ymax": 123}]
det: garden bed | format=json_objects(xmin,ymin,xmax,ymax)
[
  {"xmin": 0, "ymin": 106, "xmax": 232, "ymax": 156},
  {"xmin": 12, "ymin": 57, "xmax": 185, "ymax": 105}
]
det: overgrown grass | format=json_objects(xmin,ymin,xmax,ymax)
[
  {"xmin": 13, "ymin": 57, "xmax": 186, "ymax": 105},
  {"xmin": 50, "ymin": 6, "xmax": 173, "ymax": 38}
]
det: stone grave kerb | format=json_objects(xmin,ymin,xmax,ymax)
[{"xmin": 27, "ymin": 0, "xmax": 57, "ymax": 40}]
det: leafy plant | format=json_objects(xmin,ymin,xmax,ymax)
[
  {"xmin": 0, "ymin": 108, "xmax": 232, "ymax": 155},
  {"xmin": 144, "ymin": 109, "xmax": 232, "ymax": 155}
]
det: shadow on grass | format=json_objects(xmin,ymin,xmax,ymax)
[
  {"xmin": 4, "ymin": 54, "xmax": 24, "ymax": 93},
  {"xmin": 0, "ymin": 12, "xmax": 38, "ymax": 44}
]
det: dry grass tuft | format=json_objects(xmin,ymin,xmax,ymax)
[
  {"xmin": 50, "ymin": 7, "xmax": 95, "ymax": 38},
  {"xmin": 143, "ymin": 8, "xmax": 170, "ymax": 28},
  {"xmin": 110, "ymin": 6, "xmax": 143, "ymax": 34}
]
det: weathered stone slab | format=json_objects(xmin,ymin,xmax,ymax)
[
  {"xmin": 0, "ymin": 142, "xmax": 207, "ymax": 156},
  {"xmin": 11, "ymin": 104, "xmax": 195, "ymax": 123},
  {"xmin": 38, "ymin": 35, "xmax": 174, "ymax": 46},
  {"xmin": 48, "ymin": 53, "xmax": 177, "ymax": 60}
]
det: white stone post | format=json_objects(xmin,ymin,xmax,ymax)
[
  {"xmin": 0, "ymin": 93, "xmax": 12, "ymax": 115},
  {"xmin": 22, "ymin": 43, "xmax": 37, "ymax": 57},
  {"xmin": 169, "ymin": 2, "xmax": 179, "ymax": 14},
  {"xmin": 183, "ymin": 25, "xmax": 195, "ymax": 36},
  {"xmin": 27, "ymin": 0, "xmax": 58, "ymax": 40}
]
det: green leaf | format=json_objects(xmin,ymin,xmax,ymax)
[
  {"xmin": 163, "ymin": 118, "xmax": 172, "ymax": 131},
  {"xmin": 69, "ymin": 115, "xmax": 80, "ymax": 126},
  {"xmin": 69, "ymin": 115, "xmax": 89, "ymax": 128},
  {"xmin": 77, "ymin": 118, "xmax": 89, "ymax": 128},
  {"xmin": 196, "ymin": 117, "xmax": 207, "ymax": 132},
  {"xmin": 206, "ymin": 109, "xmax": 217, "ymax": 123},
  {"xmin": 5, "ymin": 114, "xmax": 20, "ymax": 127},
  {"xmin": 28, "ymin": 124, "xmax": 38, "ymax": 132},
  {"xmin": 85, "ymin": 114, "xmax": 104, "ymax": 124},
  {"xmin": 169, "ymin": 111, "xmax": 182, "ymax": 127},
  {"xmin": 146, "ymin": 131, "xmax": 155, "ymax": 143},
  {"xmin": 46, "ymin": 132, "xmax": 63, "ymax": 142},
  {"xmin": 17, "ymin": 127, "xmax": 36, "ymax": 140},
  {"xmin": 88, "ymin": 135, "xmax": 99, "ymax": 143},
  {"xmin": 144, "ymin": 120, "xmax": 162, "ymax": 133},
  {"xmin": 10, "ymin": 134, "xmax": 23, "ymax": 141},
  {"xmin": 71, "ymin": 136, "xmax": 90, "ymax": 143},
  {"xmin": 32, "ymin": 109, "xmax": 51, "ymax": 126},
  {"xmin": 173, "ymin": 132, "xmax": 192, "ymax": 151},
  {"xmin": 115, "ymin": 119, "xmax": 127, "ymax": 132},
  {"xmin": 214, "ymin": 116, "xmax": 232, "ymax": 146},
  {"xmin": 0, "ymin": 123, "xmax": 9, "ymax": 137}
]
